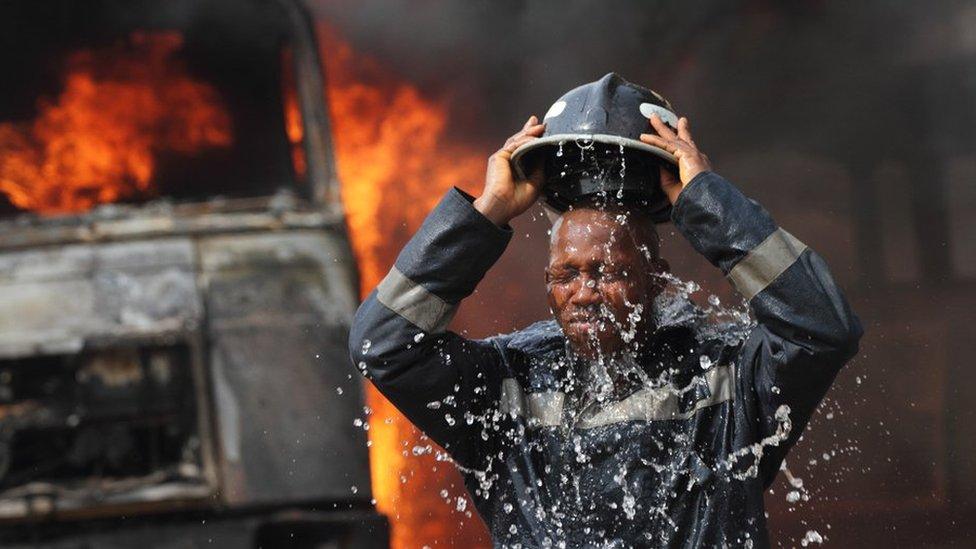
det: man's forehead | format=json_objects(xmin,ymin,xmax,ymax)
[
  {"xmin": 552, "ymin": 207, "xmax": 636, "ymax": 241},
  {"xmin": 549, "ymin": 205, "xmax": 659, "ymax": 260}
]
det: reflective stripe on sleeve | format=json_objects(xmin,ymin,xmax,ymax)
[
  {"xmin": 727, "ymin": 228, "xmax": 807, "ymax": 301},
  {"xmin": 376, "ymin": 266, "xmax": 458, "ymax": 333}
]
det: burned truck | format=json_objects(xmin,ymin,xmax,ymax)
[{"xmin": 0, "ymin": 0, "xmax": 387, "ymax": 547}]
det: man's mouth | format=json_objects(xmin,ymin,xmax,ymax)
[{"xmin": 567, "ymin": 316, "xmax": 611, "ymax": 329}]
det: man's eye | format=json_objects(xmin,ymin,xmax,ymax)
[{"xmin": 547, "ymin": 270, "xmax": 577, "ymax": 283}]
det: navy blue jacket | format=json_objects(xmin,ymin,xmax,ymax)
[{"xmin": 349, "ymin": 171, "xmax": 862, "ymax": 548}]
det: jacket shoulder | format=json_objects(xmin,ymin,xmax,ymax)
[
  {"xmin": 480, "ymin": 320, "xmax": 566, "ymax": 388},
  {"xmin": 490, "ymin": 319, "xmax": 564, "ymax": 354}
]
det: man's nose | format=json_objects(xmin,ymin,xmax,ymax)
[{"xmin": 570, "ymin": 276, "xmax": 602, "ymax": 306}]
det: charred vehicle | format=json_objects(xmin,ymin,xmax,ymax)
[{"xmin": 0, "ymin": 0, "xmax": 386, "ymax": 546}]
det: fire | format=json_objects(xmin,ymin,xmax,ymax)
[
  {"xmin": 319, "ymin": 27, "xmax": 491, "ymax": 549},
  {"xmin": 281, "ymin": 46, "xmax": 307, "ymax": 180},
  {"xmin": 0, "ymin": 31, "xmax": 232, "ymax": 214}
]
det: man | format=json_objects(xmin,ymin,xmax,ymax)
[{"xmin": 349, "ymin": 76, "xmax": 862, "ymax": 547}]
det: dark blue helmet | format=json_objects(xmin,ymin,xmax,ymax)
[{"xmin": 511, "ymin": 72, "xmax": 678, "ymax": 223}]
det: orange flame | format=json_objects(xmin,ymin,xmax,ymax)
[
  {"xmin": 0, "ymin": 31, "xmax": 232, "ymax": 214},
  {"xmin": 320, "ymin": 26, "xmax": 491, "ymax": 549},
  {"xmin": 281, "ymin": 46, "xmax": 307, "ymax": 180}
]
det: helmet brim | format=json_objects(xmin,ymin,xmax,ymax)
[
  {"xmin": 510, "ymin": 133, "xmax": 676, "ymax": 181},
  {"xmin": 511, "ymin": 133, "xmax": 677, "ymax": 224}
]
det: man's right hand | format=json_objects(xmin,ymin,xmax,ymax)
[{"xmin": 473, "ymin": 116, "xmax": 546, "ymax": 227}]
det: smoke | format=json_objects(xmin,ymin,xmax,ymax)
[
  {"xmin": 306, "ymin": 1, "xmax": 960, "ymax": 155},
  {"xmin": 308, "ymin": 0, "xmax": 732, "ymax": 142}
]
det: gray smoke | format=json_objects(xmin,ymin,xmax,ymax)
[
  {"xmin": 305, "ymin": 1, "xmax": 956, "ymax": 151},
  {"xmin": 307, "ymin": 0, "xmax": 733, "ymax": 142}
]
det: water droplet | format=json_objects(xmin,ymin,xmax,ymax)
[
  {"xmin": 800, "ymin": 530, "xmax": 823, "ymax": 546},
  {"xmin": 622, "ymin": 493, "xmax": 637, "ymax": 520}
]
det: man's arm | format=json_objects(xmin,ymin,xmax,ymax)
[
  {"xmin": 643, "ymin": 115, "xmax": 863, "ymax": 485},
  {"xmin": 672, "ymin": 171, "xmax": 863, "ymax": 484},
  {"xmin": 348, "ymin": 117, "xmax": 546, "ymax": 469},
  {"xmin": 349, "ymin": 188, "xmax": 513, "ymax": 470}
]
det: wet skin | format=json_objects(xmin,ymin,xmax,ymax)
[{"xmin": 546, "ymin": 208, "xmax": 668, "ymax": 359}]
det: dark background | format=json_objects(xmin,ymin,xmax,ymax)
[{"xmin": 312, "ymin": 1, "xmax": 976, "ymax": 546}]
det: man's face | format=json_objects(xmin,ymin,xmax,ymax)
[{"xmin": 546, "ymin": 208, "xmax": 666, "ymax": 359}]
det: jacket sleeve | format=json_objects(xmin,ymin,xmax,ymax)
[
  {"xmin": 671, "ymin": 171, "xmax": 863, "ymax": 485},
  {"xmin": 348, "ymin": 187, "xmax": 512, "ymax": 470}
]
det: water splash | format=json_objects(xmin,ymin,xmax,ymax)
[{"xmin": 381, "ymin": 179, "xmax": 845, "ymax": 546}]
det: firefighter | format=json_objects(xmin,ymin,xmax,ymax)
[{"xmin": 349, "ymin": 73, "xmax": 862, "ymax": 548}]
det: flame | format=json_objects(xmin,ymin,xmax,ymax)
[
  {"xmin": 0, "ymin": 31, "xmax": 232, "ymax": 214},
  {"xmin": 281, "ymin": 46, "xmax": 307, "ymax": 180},
  {"xmin": 320, "ymin": 26, "xmax": 490, "ymax": 549}
]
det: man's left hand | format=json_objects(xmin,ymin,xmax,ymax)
[{"xmin": 640, "ymin": 114, "xmax": 711, "ymax": 205}]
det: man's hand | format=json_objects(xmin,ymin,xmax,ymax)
[
  {"xmin": 639, "ymin": 114, "xmax": 711, "ymax": 205},
  {"xmin": 474, "ymin": 116, "xmax": 546, "ymax": 226}
]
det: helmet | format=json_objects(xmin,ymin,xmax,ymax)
[{"xmin": 511, "ymin": 72, "xmax": 678, "ymax": 223}]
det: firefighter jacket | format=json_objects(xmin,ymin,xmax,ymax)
[{"xmin": 349, "ymin": 171, "xmax": 863, "ymax": 548}]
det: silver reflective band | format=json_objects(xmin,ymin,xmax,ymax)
[
  {"xmin": 499, "ymin": 365, "xmax": 734, "ymax": 429},
  {"xmin": 500, "ymin": 379, "xmax": 563, "ymax": 427},
  {"xmin": 376, "ymin": 266, "xmax": 457, "ymax": 333},
  {"xmin": 527, "ymin": 392, "xmax": 564, "ymax": 427},
  {"xmin": 727, "ymin": 228, "xmax": 807, "ymax": 301},
  {"xmin": 577, "ymin": 364, "xmax": 734, "ymax": 428},
  {"xmin": 500, "ymin": 378, "xmax": 525, "ymax": 418}
]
